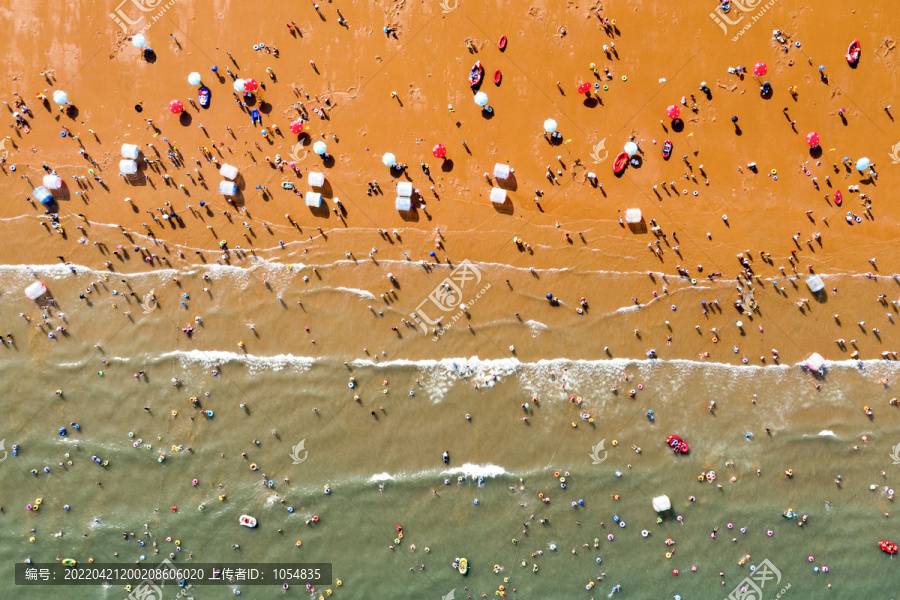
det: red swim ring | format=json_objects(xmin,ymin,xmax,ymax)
[
  {"xmin": 498, "ymin": 35, "xmax": 507, "ymax": 51},
  {"xmin": 612, "ymin": 152, "xmax": 628, "ymax": 174}
]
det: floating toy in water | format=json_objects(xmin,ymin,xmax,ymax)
[
  {"xmin": 879, "ymin": 540, "xmax": 897, "ymax": 554},
  {"xmin": 666, "ymin": 435, "xmax": 689, "ymax": 454},
  {"xmin": 61, "ymin": 559, "xmax": 76, "ymax": 567},
  {"xmin": 239, "ymin": 515, "xmax": 257, "ymax": 528}
]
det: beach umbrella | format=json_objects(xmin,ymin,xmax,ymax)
[
  {"xmin": 805, "ymin": 132, "xmax": 820, "ymax": 147},
  {"xmin": 382, "ymin": 152, "xmax": 397, "ymax": 167},
  {"xmin": 855, "ymin": 157, "xmax": 871, "ymax": 171},
  {"xmin": 169, "ymin": 99, "xmax": 184, "ymax": 114},
  {"xmin": 289, "ymin": 120, "xmax": 304, "ymax": 134},
  {"xmin": 132, "ymin": 33, "xmax": 146, "ymax": 48},
  {"xmin": 753, "ymin": 62, "xmax": 767, "ymax": 76},
  {"xmin": 52, "ymin": 90, "xmax": 68, "ymax": 105},
  {"xmin": 432, "ymin": 144, "xmax": 447, "ymax": 159},
  {"xmin": 188, "ymin": 72, "xmax": 202, "ymax": 86},
  {"xmin": 474, "ymin": 92, "xmax": 488, "ymax": 106},
  {"xmin": 244, "ymin": 78, "xmax": 259, "ymax": 93},
  {"xmin": 577, "ymin": 82, "xmax": 591, "ymax": 94},
  {"xmin": 666, "ymin": 105, "xmax": 680, "ymax": 119},
  {"xmin": 233, "ymin": 79, "xmax": 246, "ymax": 93},
  {"xmin": 313, "ymin": 141, "xmax": 327, "ymax": 156},
  {"xmin": 624, "ymin": 141, "xmax": 638, "ymax": 156},
  {"xmin": 543, "ymin": 118, "xmax": 557, "ymax": 133}
]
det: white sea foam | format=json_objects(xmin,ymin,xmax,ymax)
[
  {"xmin": 159, "ymin": 349, "xmax": 314, "ymax": 373},
  {"xmin": 368, "ymin": 472, "xmax": 396, "ymax": 482},
  {"xmin": 333, "ymin": 287, "xmax": 376, "ymax": 300},
  {"xmin": 818, "ymin": 430, "xmax": 837, "ymax": 437},
  {"xmin": 525, "ymin": 320, "xmax": 548, "ymax": 337},
  {"xmin": 440, "ymin": 463, "xmax": 509, "ymax": 479}
]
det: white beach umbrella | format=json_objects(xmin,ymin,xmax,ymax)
[
  {"xmin": 543, "ymin": 119, "xmax": 557, "ymax": 133},
  {"xmin": 382, "ymin": 152, "xmax": 396, "ymax": 167},
  {"xmin": 313, "ymin": 141, "xmax": 328, "ymax": 156},
  {"xmin": 188, "ymin": 72, "xmax": 202, "ymax": 86},
  {"xmin": 132, "ymin": 33, "xmax": 146, "ymax": 48}
]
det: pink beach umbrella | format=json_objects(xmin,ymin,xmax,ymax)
[
  {"xmin": 289, "ymin": 120, "xmax": 304, "ymax": 134},
  {"xmin": 753, "ymin": 62, "xmax": 768, "ymax": 77},
  {"xmin": 169, "ymin": 99, "xmax": 184, "ymax": 114},
  {"xmin": 666, "ymin": 105, "xmax": 680, "ymax": 119},
  {"xmin": 244, "ymin": 78, "xmax": 259, "ymax": 93},
  {"xmin": 577, "ymin": 82, "xmax": 591, "ymax": 95},
  {"xmin": 432, "ymin": 143, "xmax": 447, "ymax": 159},
  {"xmin": 806, "ymin": 131, "xmax": 820, "ymax": 147}
]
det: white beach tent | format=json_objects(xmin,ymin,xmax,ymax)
[
  {"xmin": 492, "ymin": 163, "xmax": 511, "ymax": 179},
  {"xmin": 396, "ymin": 181, "xmax": 413, "ymax": 197},
  {"xmin": 805, "ymin": 274, "xmax": 824, "ymax": 293},
  {"xmin": 218, "ymin": 181, "xmax": 237, "ymax": 196},
  {"xmin": 305, "ymin": 192, "xmax": 322, "ymax": 207},
  {"xmin": 308, "ymin": 171, "xmax": 325, "ymax": 188},
  {"xmin": 395, "ymin": 196, "xmax": 412, "ymax": 211},
  {"xmin": 489, "ymin": 188, "xmax": 506, "ymax": 204},
  {"xmin": 220, "ymin": 163, "xmax": 239, "ymax": 180},
  {"xmin": 804, "ymin": 353, "xmax": 826, "ymax": 373},
  {"xmin": 42, "ymin": 174, "xmax": 62, "ymax": 189},
  {"xmin": 625, "ymin": 208, "xmax": 642, "ymax": 224},
  {"xmin": 652, "ymin": 495, "xmax": 671, "ymax": 512},
  {"xmin": 121, "ymin": 144, "xmax": 140, "ymax": 159},
  {"xmin": 25, "ymin": 281, "xmax": 47, "ymax": 300}
]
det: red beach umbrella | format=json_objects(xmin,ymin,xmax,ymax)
[
  {"xmin": 289, "ymin": 120, "xmax": 304, "ymax": 134},
  {"xmin": 577, "ymin": 82, "xmax": 591, "ymax": 95},
  {"xmin": 806, "ymin": 131, "xmax": 820, "ymax": 147},
  {"xmin": 753, "ymin": 62, "xmax": 767, "ymax": 76},
  {"xmin": 244, "ymin": 78, "xmax": 259, "ymax": 92},
  {"xmin": 666, "ymin": 105, "xmax": 680, "ymax": 119},
  {"xmin": 432, "ymin": 143, "xmax": 447, "ymax": 159},
  {"xmin": 169, "ymin": 99, "xmax": 184, "ymax": 114}
]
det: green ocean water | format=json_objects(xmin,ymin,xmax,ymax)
[{"xmin": 1, "ymin": 267, "xmax": 900, "ymax": 600}]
